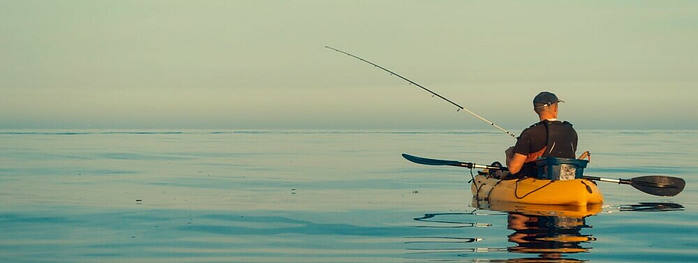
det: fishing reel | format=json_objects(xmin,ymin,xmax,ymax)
[{"xmin": 478, "ymin": 161, "xmax": 506, "ymax": 179}]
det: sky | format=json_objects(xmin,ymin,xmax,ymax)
[{"xmin": 1, "ymin": 1, "xmax": 697, "ymax": 131}]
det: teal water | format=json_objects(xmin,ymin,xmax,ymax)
[{"xmin": 1, "ymin": 130, "xmax": 696, "ymax": 262}]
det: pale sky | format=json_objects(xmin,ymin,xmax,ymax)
[{"xmin": 1, "ymin": 1, "xmax": 697, "ymax": 130}]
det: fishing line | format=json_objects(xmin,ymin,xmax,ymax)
[{"xmin": 325, "ymin": 46, "xmax": 517, "ymax": 139}]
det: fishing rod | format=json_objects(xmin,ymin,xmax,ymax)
[{"xmin": 325, "ymin": 46, "xmax": 517, "ymax": 139}]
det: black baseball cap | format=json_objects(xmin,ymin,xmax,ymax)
[{"xmin": 533, "ymin": 91, "xmax": 564, "ymax": 107}]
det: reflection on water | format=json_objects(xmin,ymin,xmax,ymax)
[
  {"xmin": 506, "ymin": 212, "xmax": 593, "ymax": 261},
  {"xmin": 490, "ymin": 200, "xmax": 600, "ymax": 261},
  {"xmin": 407, "ymin": 211, "xmax": 507, "ymax": 256},
  {"xmin": 414, "ymin": 212, "xmax": 493, "ymax": 228},
  {"xmin": 619, "ymin": 202, "xmax": 684, "ymax": 212},
  {"xmin": 409, "ymin": 200, "xmax": 687, "ymax": 262},
  {"xmin": 408, "ymin": 200, "xmax": 602, "ymax": 262}
]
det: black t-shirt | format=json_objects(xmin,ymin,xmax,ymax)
[{"xmin": 513, "ymin": 120, "xmax": 578, "ymax": 173}]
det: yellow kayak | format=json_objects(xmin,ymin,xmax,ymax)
[{"xmin": 471, "ymin": 174, "xmax": 604, "ymax": 206}]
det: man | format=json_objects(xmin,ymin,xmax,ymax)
[{"xmin": 505, "ymin": 91, "xmax": 578, "ymax": 178}]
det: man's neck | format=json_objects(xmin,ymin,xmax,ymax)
[{"xmin": 539, "ymin": 115, "xmax": 558, "ymax": 121}]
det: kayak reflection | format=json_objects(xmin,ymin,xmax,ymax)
[
  {"xmin": 407, "ymin": 201, "xmax": 600, "ymax": 261},
  {"xmin": 506, "ymin": 211, "xmax": 593, "ymax": 258},
  {"xmin": 477, "ymin": 199, "xmax": 601, "ymax": 261}
]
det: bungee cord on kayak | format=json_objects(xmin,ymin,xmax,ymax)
[
  {"xmin": 513, "ymin": 179, "xmax": 555, "ymax": 200},
  {"xmin": 325, "ymin": 46, "xmax": 517, "ymax": 139}
]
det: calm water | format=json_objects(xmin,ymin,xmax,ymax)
[{"xmin": 1, "ymin": 130, "xmax": 696, "ymax": 262}]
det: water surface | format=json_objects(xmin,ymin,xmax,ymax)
[{"xmin": 1, "ymin": 130, "xmax": 696, "ymax": 262}]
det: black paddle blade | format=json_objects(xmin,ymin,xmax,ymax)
[
  {"xmin": 401, "ymin": 154, "xmax": 469, "ymax": 167},
  {"xmin": 630, "ymin": 176, "xmax": 686, "ymax": 197}
]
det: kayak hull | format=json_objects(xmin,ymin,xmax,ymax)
[
  {"xmin": 471, "ymin": 175, "xmax": 604, "ymax": 206},
  {"xmin": 473, "ymin": 198, "xmax": 603, "ymax": 218}
]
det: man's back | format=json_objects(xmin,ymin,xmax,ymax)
[{"xmin": 515, "ymin": 120, "xmax": 578, "ymax": 160}]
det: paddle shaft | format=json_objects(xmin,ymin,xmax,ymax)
[{"xmin": 583, "ymin": 176, "xmax": 631, "ymax": 185}]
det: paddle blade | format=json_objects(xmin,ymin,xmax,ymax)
[
  {"xmin": 401, "ymin": 154, "xmax": 467, "ymax": 167},
  {"xmin": 630, "ymin": 176, "xmax": 686, "ymax": 197}
]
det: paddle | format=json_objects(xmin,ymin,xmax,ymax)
[{"xmin": 402, "ymin": 153, "xmax": 686, "ymax": 197}]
